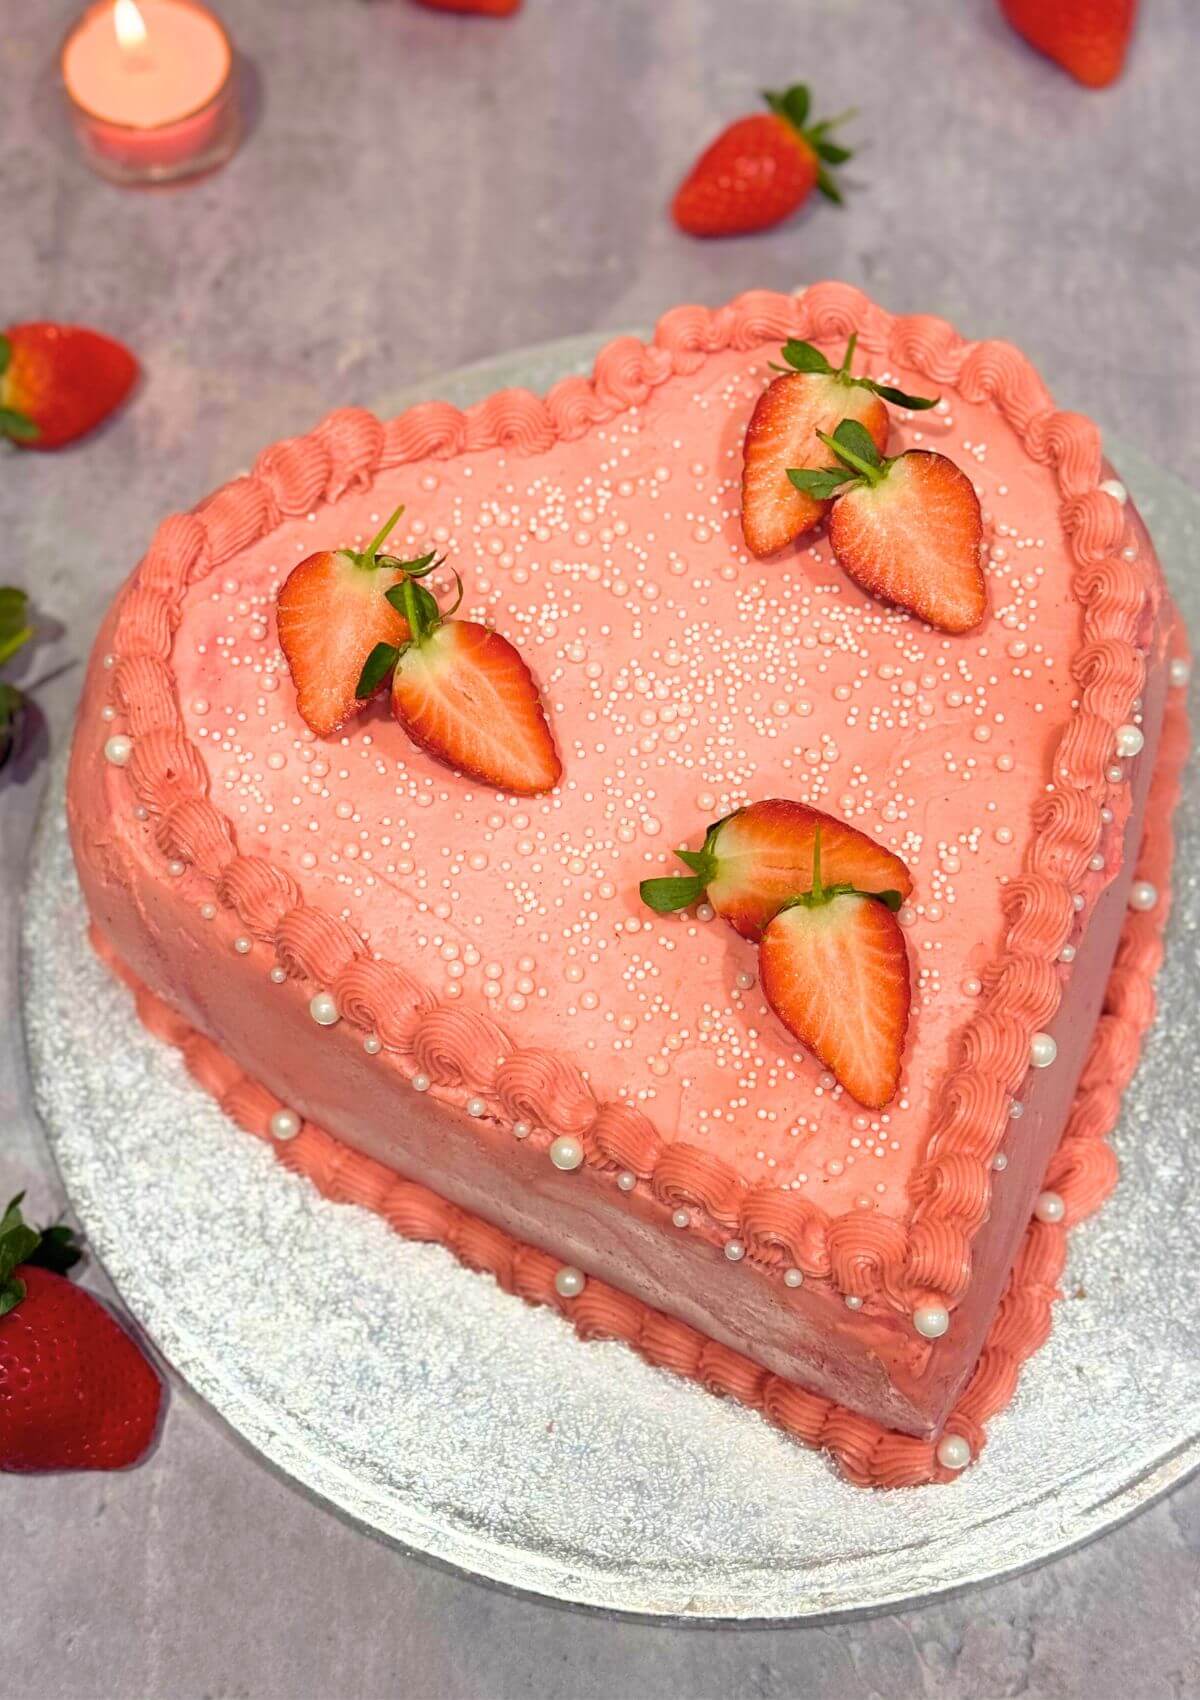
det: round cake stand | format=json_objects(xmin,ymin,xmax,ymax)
[{"xmin": 22, "ymin": 335, "xmax": 1200, "ymax": 1622}]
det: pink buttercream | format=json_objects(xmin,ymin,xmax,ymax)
[{"xmin": 68, "ymin": 285, "xmax": 1188, "ymax": 1443}]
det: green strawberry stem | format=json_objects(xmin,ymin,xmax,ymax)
[
  {"xmin": 638, "ymin": 820, "xmax": 723, "ymax": 914},
  {"xmin": 349, "ymin": 502, "xmax": 406, "ymax": 571},
  {"xmin": 779, "ymin": 825, "xmax": 904, "ymax": 915},
  {"xmin": 774, "ymin": 337, "xmax": 938, "ymax": 411},
  {"xmin": 356, "ymin": 564, "xmax": 464, "ymax": 700},
  {"xmin": 815, "ymin": 424, "xmax": 886, "ymax": 486}
]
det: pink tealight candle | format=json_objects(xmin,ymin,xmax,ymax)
[{"xmin": 61, "ymin": 0, "xmax": 241, "ymax": 185}]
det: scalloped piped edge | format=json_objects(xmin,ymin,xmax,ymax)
[
  {"xmin": 88, "ymin": 283, "xmax": 1168, "ymax": 1322},
  {"xmin": 91, "ymin": 664, "xmax": 1190, "ymax": 1486}
]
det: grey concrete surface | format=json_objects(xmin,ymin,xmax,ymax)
[{"xmin": 4, "ymin": 0, "xmax": 1199, "ymax": 1694}]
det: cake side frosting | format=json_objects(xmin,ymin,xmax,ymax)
[
  {"xmin": 86, "ymin": 660, "xmax": 1189, "ymax": 1484},
  {"xmin": 69, "ymin": 283, "xmax": 1169, "ymax": 1342}
]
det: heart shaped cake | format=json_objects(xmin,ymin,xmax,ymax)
[{"xmin": 69, "ymin": 282, "xmax": 1190, "ymax": 1484}]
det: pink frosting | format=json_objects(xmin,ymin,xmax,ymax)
[{"xmin": 67, "ymin": 284, "xmax": 1190, "ymax": 1446}]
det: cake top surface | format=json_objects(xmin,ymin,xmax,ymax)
[{"xmin": 91, "ymin": 282, "xmax": 1159, "ymax": 1309}]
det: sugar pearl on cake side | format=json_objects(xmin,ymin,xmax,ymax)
[
  {"xmin": 724, "ymin": 1239, "xmax": 745, "ymax": 1262},
  {"xmin": 309, "ymin": 992, "xmax": 339, "ymax": 1026},
  {"xmin": 1034, "ymin": 1190, "xmax": 1066, "ymax": 1224},
  {"xmin": 269, "ymin": 1109, "xmax": 300, "ymax": 1141},
  {"xmin": 1029, "ymin": 1032, "xmax": 1057, "ymax": 1068},
  {"xmin": 616, "ymin": 1169, "xmax": 637, "ymax": 1191},
  {"xmin": 914, "ymin": 1304, "xmax": 950, "ymax": 1340},
  {"xmin": 1098, "ymin": 478, "xmax": 1127, "ymax": 505},
  {"xmin": 549, "ymin": 1135, "xmax": 584, "ymax": 1172},
  {"xmin": 554, "ymin": 1266, "xmax": 586, "ymax": 1299},
  {"xmin": 936, "ymin": 1434, "xmax": 972, "ymax": 1471},
  {"xmin": 1129, "ymin": 880, "xmax": 1157, "ymax": 912},
  {"xmin": 783, "ymin": 1267, "xmax": 804, "ymax": 1289},
  {"xmin": 103, "ymin": 734, "xmax": 132, "ymax": 766},
  {"xmin": 1170, "ymin": 657, "xmax": 1190, "ymax": 688},
  {"xmin": 1114, "ymin": 723, "xmax": 1144, "ymax": 758}
]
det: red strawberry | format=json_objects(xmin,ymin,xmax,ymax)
[
  {"xmin": 277, "ymin": 503, "xmax": 426, "ymax": 739},
  {"xmin": 999, "ymin": 0, "xmax": 1136, "ymax": 88},
  {"xmin": 640, "ymin": 798, "xmax": 912, "ymax": 940},
  {"xmin": 758, "ymin": 830, "xmax": 911, "ymax": 1109},
  {"xmin": 359, "ymin": 574, "xmax": 560, "ymax": 795},
  {"xmin": 1, "ymin": 323, "xmax": 137, "ymax": 450},
  {"xmin": 414, "ymin": 0, "xmax": 520, "ymax": 13},
  {"xmin": 742, "ymin": 335, "xmax": 937, "ymax": 558},
  {"xmin": 672, "ymin": 84, "xmax": 854, "ymax": 239},
  {"xmin": 791, "ymin": 421, "xmax": 986, "ymax": 634},
  {"xmin": 0, "ymin": 1196, "xmax": 161, "ymax": 1472}
]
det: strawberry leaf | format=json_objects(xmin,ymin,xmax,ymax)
[
  {"xmin": 832, "ymin": 417, "xmax": 882, "ymax": 465},
  {"xmin": 356, "ymin": 642, "xmax": 401, "ymax": 700},
  {"xmin": 27, "ymin": 1221, "xmax": 83, "ymax": 1274},
  {"xmin": 814, "ymin": 139, "xmax": 852, "ymax": 165},
  {"xmin": 0, "ymin": 587, "xmax": 32, "ymax": 669},
  {"xmin": 0, "ymin": 407, "xmax": 40, "ymax": 443},
  {"xmin": 874, "ymin": 889, "xmax": 904, "ymax": 912},
  {"xmin": 386, "ymin": 581, "xmax": 441, "ymax": 628},
  {"xmin": 863, "ymin": 381, "xmax": 939, "ymax": 411},
  {"xmin": 377, "ymin": 550, "xmax": 443, "ymax": 579},
  {"xmin": 814, "ymin": 167, "xmax": 844, "ymax": 205},
  {"xmin": 779, "ymin": 339, "xmax": 833, "ymax": 375},
  {"xmin": 0, "ymin": 1193, "xmax": 41, "ymax": 1295},
  {"xmin": 639, "ymin": 873, "xmax": 710, "ymax": 914},
  {"xmin": 764, "ymin": 85, "xmax": 810, "ymax": 129},
  {"xmin": 787, "ymin": 466, "xmax": 854, "ymax": 500}
]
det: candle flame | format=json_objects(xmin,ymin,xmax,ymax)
[{"xmin": 113, "ymin": 0, "xmax": 149, "ymax": 52}]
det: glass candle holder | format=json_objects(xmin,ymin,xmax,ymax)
[{"xmin": 60, "ymin": 0, "xmax": 242, "ymax": 186}]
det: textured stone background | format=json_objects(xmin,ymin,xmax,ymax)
[{"xmin": 4, "ymin": 0, "xmax": 1199, "ymax": 1694}]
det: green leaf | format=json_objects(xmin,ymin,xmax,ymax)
[
  {"xmin": 783, "ymin": 84, "xmax": 811, "ymax": 128},
  {"xmin": 832, "ymin": 418, "xmax": 882, "ymax": 465},
  {"xmin": 780, "ymin": 339, "xmax": 833, "ymax": 375},
  {"xmin": 639, "ymin": 874, "xmax": 709, "ymax": 914},
  {"xmin": 874, "ymin": 889, "xmax": 904, "ymax": 912},
  {"xmin": 814, "ymin": 139, "xmax": 852, "ymax": 165},
  {"xmin": 0, "ymin": 587, "xmax": 32, "ymax": 669},
  {"xmin": 387, "ymin": 581, "xmax": 441, "ymax": 629},
  {"xmin": 27, "ymin": 1222, "xmax": 83, "ymax": 1275},
  {"xmin": 355, "ymin": 642, "xmax": 400, "ymax": 700},
  {"xmin": 0, "ymin": 1276, "xmax": 27, "ymax": 1319},
  {"xmin": 0, "ymin": 407, "xmax": 39, "ymax": 443},
  {"xmin": 866, "ymin": 382, "xmax": 940, "ymax": 412},
  {"xmin": 0, "ymin": 1217, "xmax": 40, "ymax": 1285},
  {"xmin": 814, "ymin": 166, "xmax": 844, "ymax": 205},
  {"xmin": 0, "ymin": 334, "xmax": 10, "ymax": 377},
  {"xmin": 674, "ymin": 848, "xmax": 711, "ymax": 874},
  {"xmin": 787, "ymin": 467, "xmax": 855, "ymax": 500},
  {"xmin": 377, "ymin": 550, "xmax": 441, "ymax": 579}
]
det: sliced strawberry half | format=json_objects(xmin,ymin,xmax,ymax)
[
  {"xmin": 277, "ymin": 503, "xmax": 420, "ymax": 738},
  {"xmin": 792, "ymin": 420, "xmax": 987, "ymax": 633},
  {"xmin": 742, "ymin": 335, "xmax": 937, "ymax": 559},
  {"xmin": 639, "ymin": 798, "xmax": 911, "ymax": 939},
  {"xmin": 758, "ymin": 830, "xmax": 911, "ymax": 1109},
  {"xmin": 360, "ymin": 575, "xmax": 560, "ymax": 795}
]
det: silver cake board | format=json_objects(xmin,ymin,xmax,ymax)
[{"xmin": 21, "ymin": 334, "xmax": 1200, "ymax": 1621}]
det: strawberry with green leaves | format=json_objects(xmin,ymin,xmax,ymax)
[
  {"xmin": 742, "ymin": 335, "xmax": 937, "ymax": 559},
  {"xmin": 759, "ymin": 826, "xmax": 911, "ymax": 1110},
  {"xmin": 640, "ymin": 799, "xmax": 912, "ymax": 939},
  {"xmin": 673, "ymin": 84, "xmax": 855, "ymax": 240},
  {"xmin": 1, "ymin": 323, "xmax": 137, "ymax": 450},
  {"xmin": 790, "ymin": 420, "xmax": 987, "ymax": 634},
  {"xmin": 277, "ymin": 503, "xmax": 438, "ymax": 738},
  {"xmin": 357, "ymin": 570, "xmax": 561, "ymax": 796},
  {"xmin": 1, "ymin": 1195, "xmax": 162, "ymax": 1472}
]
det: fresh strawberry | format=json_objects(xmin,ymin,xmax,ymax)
[
  {"xmin": 0, "ymin": 1195, "xmax": 161, "ymax": 1472},
  {"xmin": 414, "ymin": 0, "xmax": 520, "ymax": 13},
  {"xmin": 790, "ymin": 420, "xmax": 986, "ymax": 633},
  {"xmin": 742, "ymin": 335, "xmax": 937, "ymax": 558},
  {"xmin": 358, "ymin": 573, "xmax": 560, "ymax": 795},
  {"xmin": 277, "ymin": 503, "xmax": 434, "ymax": 739},
  {"xmin": 758, "ymin": 828, "xmax": 911, "ymax": 1110},
  {"xmin": 0, "ymin": 323, "xmax": 137, "ymax": 450},
  {"xmin": 0, "ymin": 587, "xmax": 33, "ymax": 774},
  {"xmin": 999, "ymin": 0, "xmax": 1136, "ymax": 88},
  {"xmin": 672, "ymin": 84, "xmax": 854, "ymax": 239},
  {"xmin": 640, "ymin": 798, "xmax": 911, "ymax": 939}
]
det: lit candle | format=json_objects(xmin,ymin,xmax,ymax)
[{"xmin": 60, "ymin": 0, "xmax": 241, "ymax": 185}]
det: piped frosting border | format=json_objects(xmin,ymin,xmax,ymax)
[{"xmin": 99, "ymin": 283, "xmax": 1164, "ymax": 1322}]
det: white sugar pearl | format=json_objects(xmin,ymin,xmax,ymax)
[
  {"xmin": 412, "ymin": 1073, "xmax": 431, "ymax": 1093},
  {"xmin": 309, "ymin": 992, "xmax": 339, "ymax": 1026},
  {"xmin": 100, "ymin": 704, "xmax": 116, "ymax": 722},
  {"xmin": 167, "ymin": 859, "xmax": 185, "ymax": 878},
  {"xmin": 1114, "ymin": 723, "xmax": 1144, "ymax": 758},
  {"xmin": 1169, "ymin": 657, "xmax": 1190, "ymax": 688},
  {"xmin": 616, "ymin": 1169, "xmax": 637, "ymax": 1191},
  {"xmin": 1034, "ymin": 1190, "xmax": 1066, "ymax": 1224},
  {"xmin": 844, "ymin": 1294, "xmax": 864, "ymax": 1311},
  {"xmin": 1098, "ymin": 478, "xmax": 1127, "ymax": 505},
  {"xmin": 724, "ymin": 1239, "xmax": 746, "ymax": 1262},
  {"xmin": 914, "ymin": 1304, "xmax": 950, "ymax": 1340},
  {"xmin": 102, "ymin": 652, "xmax": 117, "ymax": 669},
  {"xmin": 783, "ymin": 1267, "xmax": 804, "ymax": 1289},
  {"xmin": 200, "ymin": 902, "xmax": 217, "ymax": 920},
  {"xmin": 1129, "ymin": 880, "xmax": 1158, "ymax": 912},
  {"xmin": 466, "ymin": 1097, "xmax": 486, "ymax": 1118},
  {"xmin": 1030, "ymin": 1032, "xmax": 1057, "ymax": 1068},
  {"xmin": 937, "ymin": 1434, "xmax": 972, "ymax": 1471},
  {"xmin": 672, "ymin": 1208, "xmax": 690, "ymax": 1228},
  {"xmin": 1010, "ymin": 1100, "xmax": 1025, "ymax": 1119},
  {"xmin": 269, "ymin": 1109, "xmax": 300, "ymax": 1141},
  {"xmin": 363, "ymin": 1035, "xmax": 382, "ymax": 1055},
  {"xmin": 993, "ymin": 1152, "xmax": 1008, "ymax": 1171},
  {"xmin": 554, "ymin": 1266, "xmax": 586, "ymax": 1299},
  {"xmin": 512, "ymin": 1120, "xmax": 532, "ymax": 1140},
  {"xmin": 233, "ymin": 936, "xmax": 252, "ymax": 955},
  {"xmin": 549, "ymin": 1135, "xmax": 584, "ymax": 1172},
  {"xmin": 103, "ymin": 735, "xmax": 132, "ymax": 766},
  {"xmin": 1059, "ymin": 944, "xmax": 1076, "ymax": 963},
  {"xmin": 1106, "ymin": 764, "xmax": 1124, "ymax": 784},
  {"xmin": 735, "ymin": 970, "xmax": 756, "ymax": 991},
  {"xmin": 269, "ymin": 966, "xmax": 288, "ymax": 984}
]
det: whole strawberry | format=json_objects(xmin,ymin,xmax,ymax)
[
  {"xmin": 0, "ymin": 1195, "xmax": 161, "ymax": 1472},
  {"xmin": 414, "ymin": 0, "xmax": 520, "ymax": 13},
  {"xmin": 672, "ymin": 84, "xmax": 854, "ymax": 239},
  {"xmin": 999, "ymin": 0, "xmax": 1136, "ymax": 87},
  {"xmin": 1, "ymin": 323, "xmax": 138, "ymax": 450}
]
